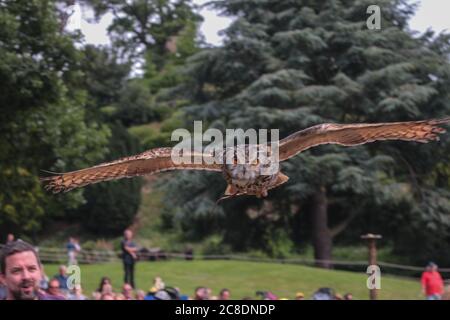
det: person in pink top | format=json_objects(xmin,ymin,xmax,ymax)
[{"xmin": 421, "ymin": 262, "xmax": 444, "ymax": 300}]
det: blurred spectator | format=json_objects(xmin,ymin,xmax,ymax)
[
  {"xmin": 101, "ymin": 283, "xmax": 113, "ymax": 295},
  {"xmin": 150, "ymin": 276, "xmax": 165, "ymax": 292},
  {"xmin": 39, "ymin": 264, "xmax": 49, "ymax": 291},
  {"xmin": 256, "ymin": 291, "xmax": 277, "ymax": 300},
  {"xmin": 68, "ymin": 284, "xmax": 87, "ymax": 300},
  {"xmin": 47, "ymin": 278, "xmax": 65, "ymax": 299},
  {"xmin": 193, "ymin": 286, "xmax": 208, "ymax": 300},
  {"xmin": 115, "ymin": 293, "xmax": 126, "ymax": 300},
  {"xmin": 295, "ymin": 292, "xmax": 305, "ymax": 300},
  {"xmin": 421, "ymin": 262, "xmax": 444, "ymax": 300},
  {"xmin": 344, "ymin": 293, "xmax": 353, "ymax": 300},
  {"xmin": 101, "ymin": 292, "xmax": 115, "ymax": 300},
  {"xmin": 441, "ymin": 284, "xmax": 450, "ymax": 300},
  {"xmin": 135, "ymin": 289, "xmax": 145, "ymax": 300},
  {"xmin": 53, "ymin": 265, "xmax": 69, "ymax": 294},
  {"xmin": 219, "ymin": 288, "xmax": 231, "ymax": 300},
  {"xmin": 6, "ymin": 233, "xmax": 14, "ymax": 244},
  {"xmin": 121, "ymin": 229, "xmax": 138, "ymax": 288},
  {"xmin": 66, "ymin": 237, "xmax": 81, "ymax": 265},
  {"xmin": 97, "ymin": 276, "xmax": 112, "ymax": 293},
  {"xmin": 334, "ymin": 293, "xmax": 343, "ymax": 300},
  {"xmin": 184, "ymin": 246, "xmax": 193, "ymax": 260},
  {"xmin": 176, "ymin": 287, "xmax": 189, "ymax": 300},
  {"xmin": 122, "ymin": 283, "xmax": 134, "ymax": 300},
  {"xmin": 0, "ymin": 240, "xmax": 63, "ymax": 300},
  {"xmin": 0, "ymin": 283, "xmax": 7, "ymax": 300},
  {"xmin": 92, "ymin": 291, "xmax": 101, "ymax": 300},
  {"xmin": 312, "ymin": 288, "xmax": 334, "ymax": 300}
]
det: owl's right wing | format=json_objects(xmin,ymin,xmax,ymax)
[{"xmin": 41, "ymin": 147, "xmax": 222, "ymax": 193}]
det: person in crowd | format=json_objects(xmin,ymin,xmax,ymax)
[
  {"xmin": 193, "ymin": 286, "xmax": 209, "ymax": 300},
  {"xmin": 0, "ymin": 240, "xmax": 64, "ymax": 300},
  {"xmin": 66, "ymin": 237, "xmax": 81, "ymax": 266},
  {"xmin": 344, "ymin": 293, "xmax": 353, "ymax": 300},
  {"xmin": 0, "ymin": 282, "xmax": 7, "ymax": 300},
  {"xmin": 92, "ymin": 291, "xmax": 102, "ymax": 300},
  {"xmin": 67, "ymin": 284, "xmax": 87, "ymax": 300},
  {"xmin": 97, "ymin": 276, "xmax": 112, "ymax": 293},
  {"xmin": 295, "ymin": 292, "xmax": 305, "ymax": 300},
  {"xmin": 122, "ymin": 283, "xmax": 134, "ymax": 300},
  {"xmin": 47, "ymin": 278, "xmax": 66, "ymax": 299},
  {"xmin": 219, "ymin": 288, "xmax": 231, "ymax": 300},
  {"xmin": 421, "ymin": 262, "xmax": 444, "ymax": 300},
  {"xmin": 441, "ymin": 284, "xmax": 450, "ymax": 300},
  {"xmin": 101, "ymin": 283, "xmax": 113, "ymax": 295},
  {"xmin": 53, "ymin": 265, "xmax": 69, "ymax": 295},
  {"xmin": 6, "ymin": 234, "xmax": 15, "ymax": 244},
  {"xmin": 135, "ymin": 289, "xmax": 146, "ymax": 300},
  {"xmin": 121, "ymin": 229, "xmax": 138, "ymax": 288},
  {"xmin": 115, "ymin": 293, "xmax": 126, "ymax": 300},
  {"xmin": 101, "ymin": 292, "xmax": 115, "ymax": 300},
  {"xmin": 39, "ymin": 263, "xmax": 49, "ymax": 292},
  {"xmin": 151, "ymin": 276, "xmax": 165, "ymax": 291}
]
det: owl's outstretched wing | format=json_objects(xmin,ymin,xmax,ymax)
[
  {"xmin": 279, "ymin": 118, "xmax": 450, "ymax": 161},
  {"xmin": 41, "ymin": 147, "xmax": 222, "ymax": 193}
]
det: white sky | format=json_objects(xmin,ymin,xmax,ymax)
[{"xmin": 67, "ymin": 0, "xmax": 450, "ymax": 47}]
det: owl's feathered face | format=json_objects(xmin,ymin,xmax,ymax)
[{"xmin": 221, "ymin": 145, "xmax": 279, "ymax": 195}]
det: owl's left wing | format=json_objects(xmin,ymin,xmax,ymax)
[{"xmin": 279, "ymin": 118, "xmax": 450, "ymax": 161}]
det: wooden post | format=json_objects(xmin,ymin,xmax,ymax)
[{"xmin": 361, "ymin": 233, "xmax": 382, "ymax": 300}]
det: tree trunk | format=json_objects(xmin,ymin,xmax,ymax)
[{"xmin": 311, "ymin": 186, "xmax": 333, "ymax": 269}]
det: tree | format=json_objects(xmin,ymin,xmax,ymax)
[
  {"xmin": 79, "ymin": 0, "xmax": 203, "ymax": 128},
  {"xmin": 70, "ymin": 45, "xmax": 145, "ymax": 235},
  {"xmin": 0, "ymin": 0, "xmax": 110, "ymax": 237},
  {"xmin": 162, "ymin": 0, "xmax": 450, "ymax": 266},
  {"xmin": 84, "ymin": 0, "xmax": 203, "ymax": 69}
]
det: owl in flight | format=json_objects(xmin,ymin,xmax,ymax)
[{"xmin": 41, "ymin": 118, "xmax": 449, "ymax": 200}]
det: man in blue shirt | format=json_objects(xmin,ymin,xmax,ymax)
[
  {"xmin": 53, "ymin": 265, "xmax": 69, "ymax": 294},
  {"xmin": 66, "ymin": 237, "xmax": 81, "ymax": 265}
]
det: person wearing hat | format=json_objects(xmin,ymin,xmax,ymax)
[
  {"xmin": 295, "ymin": 292, "xmax": 305, "ymax": 300},
  {"xmin": 421, "ymin": 262, "xmax": 444, "ymax": 300}
]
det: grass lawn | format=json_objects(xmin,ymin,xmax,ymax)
[{"xmin": 44, "ymin": 260, "xmax": 423, "ymax": 300}]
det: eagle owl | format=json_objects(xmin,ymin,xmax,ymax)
[{"xmin": 41, "ymin": 118, "xmax": 450, "ymax": 200}]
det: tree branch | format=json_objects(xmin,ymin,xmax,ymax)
[{"xmin": 329, "ymin": 210, "xmax": 358, "ymax": 238}]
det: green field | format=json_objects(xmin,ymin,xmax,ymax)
[{"xmin": 44, "ymin": 260, "xmax": 423, "ymax": 300}]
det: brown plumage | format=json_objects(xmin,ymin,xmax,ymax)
[
  {"xmin": 41, "ymin": 117, "xmax": 450, "ymax": 199},
  {"xmin": 41, "ymin": 148, "xmax": 221, "ymax": 193}
]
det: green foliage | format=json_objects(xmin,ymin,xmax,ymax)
[
  {"xmin": 85, "ymin": 0, "xmax": 202, "ymax": 68},
  {"xmin": 128, "ymin": 110, "xmax": 186, "ymax": 149},
  {"xmin": 80, "ymin": 45, "xmax": 131, "ymax": 118},
  {"xmin": 200, "ymin": 235, "xmax": 232, "ymax": 256},
  {"xmin": 0, "ymin": 0, "xmax": 110, "ymax": 236},
  {"xmin": 113, "ymin": 79, "xmax": 159, "ymax": 126},
  {"xmin": 262, "ymin": 229, "xmax": 295, "ymax": 259}
]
